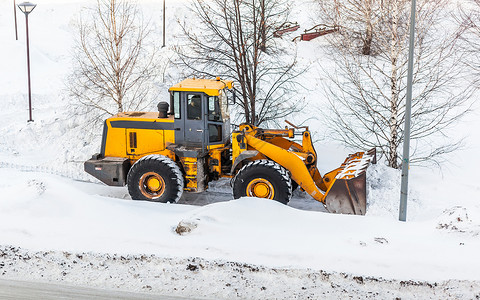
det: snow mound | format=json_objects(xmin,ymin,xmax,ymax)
[
  {"xmin": 436, "ymin": 206, "xmax": 480, "ymax": 237},
  {"xmin": 366, "ymin": 163, "xmax": 422, "ymax": 219},
  {"xmin": 2, "ymin": 170, "xmax": 480, "ymax": 282},
  {"xmin": 173, "ymin": 197, "xmax": 298, "ymax": 237}
]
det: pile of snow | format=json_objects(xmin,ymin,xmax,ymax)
[
  {"xmin": 1, "ymin": 168, "xmax": 479, "ymax": 283},
  {"xmin": 366, "ymin": 164, "xmax": 422, "ymax": 219},
  {"xmin": 0, "ymin": 168, "xmax": 480, "ymax": 298},
  {"xmin": 437, "ymin": 206, "xmax": 480, "ymax": 237}
]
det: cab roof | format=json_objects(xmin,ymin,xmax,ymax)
[{"xmin": 169, "ymin": 78, "xmax": 234, "ymax": 96}]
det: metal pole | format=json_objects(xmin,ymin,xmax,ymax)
[
  {"xmin": 14, "ymin": 0, "xmax": 18, "ymax": 40},
  {"xmin": 162, "ymin": 0, "xmax": 166, "ymax": 47},
  {"xmin": 399, "ymin": 0, "xmax": 416, "ymax": 221},
  {"xmin": 25, "ymin": 13, "xmax": 33, "ymax": 122}
]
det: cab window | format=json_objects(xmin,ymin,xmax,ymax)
[
  {"xmin": 209, "ymin": 124, "xmax": 222, "ymax": 142},
  {"xmin": 219, "ymin": 89, "xmax": 229, "ymax": 119},
  {"xmin": 172, "ymin": 92, "xmax": 181, "ymax": 119},
  {"xmin": 187, "ymin": 94, "xmax": 202, "ymax": 120},
  {"xmin": 208, "ymin": 96, "xmax": 221, "ymax": 122}
]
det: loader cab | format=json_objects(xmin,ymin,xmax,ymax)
[{"xmin": 169, "ymin": 78, "xmax": 233, "ymax": 149}]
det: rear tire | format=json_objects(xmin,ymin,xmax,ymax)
[
  {"xmin": 127, "ymin": 155, "xmax": 184, "ymax": 203},
  {"xmin": 233, "ymin": 160, "xmax": 292, "ymax": 205}
]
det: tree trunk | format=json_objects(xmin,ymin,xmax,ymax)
[
  {"xmin": 260, "ymin": 0, "xmax": 266, "ymax": 52},
  {"xmin": 362, "ymin": 1, "xmax": 373, "ymax": 55},
  {"xmin": 388, "ymin": 0, "xmax": 400, "ymax": 169}
]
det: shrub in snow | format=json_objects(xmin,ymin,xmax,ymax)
[
  {"xmin": 437, "ymin": 206, "xmax": 480, "ymax": 236},
  {"xmin": 175, "ymin": 220, "xmax": 198, "ymax": 236}
]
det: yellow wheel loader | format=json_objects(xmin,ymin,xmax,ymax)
[{"xmin": 84, "ymin": 78, "xmax": 376, "ymax": 215}]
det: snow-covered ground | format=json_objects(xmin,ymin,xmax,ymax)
[{"xmin": 1, "ymin": 0, "xmax": 480, "ymax": 298}]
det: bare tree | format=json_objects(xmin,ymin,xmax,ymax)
[
  {"xmin": 458, "ymin": 0, "xmax": 480, "ymax": 89},
  {"xmin": 68, "ymin": 0, "xmax": 158, "ymax": 123},
  {"xmin": 317, "ymin": 0, "xmax": 384, "ymax": 56},
  {"xmin": 174, "ymin": 0, "xmax": 303, "ymax": 126},
  {"xmin": 320, "ymin": 0, "xmax": 472, "ymax": 168}
]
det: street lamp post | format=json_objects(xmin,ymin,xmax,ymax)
[
  {"xmin": 399, "ymin": 0, "xmax": 417, "ymax": 222},
  {"xmin": 162, "ymin": 0, "xmax": 166, "ymax": 47},
  {"xmin": 17, "ymin": 1, "xmax": 36, "ymax": 122},
  {"xmin": 14, "ymin": 0, "xmax": 18, "ymax": 40}
]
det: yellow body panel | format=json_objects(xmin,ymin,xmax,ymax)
[
  {"xmin": 169, "ymin": 78, "xmax": 234, "ymax": 96},
  {"xmin": 103, "ymin": 125, "xmax": 129, "ymax": 158},
  {"xmin": 103, "ymin": 113, "xmax": 175, "ymax": 162},
  {"xmin": 209, "ymin": 147, "xmax": 224, "ymax": 175},
  {"xmin": 207, "ymin": 144, "xmax": 226, "ymax": 150},
  {"xmin": 231, "ymin": 131, "xmax": 247, "ymax": 162},
  {"xmin": 126, "ymin": 128, "xmax": 164, "ymax": 156},
  {"xmin": 181, "ymin": 157, "xmax": 198, "ymax": 191}
]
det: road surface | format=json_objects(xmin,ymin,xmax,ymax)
[{"xmin": 0, "ymin": 279, "xmax": 194, "ymax": 300}]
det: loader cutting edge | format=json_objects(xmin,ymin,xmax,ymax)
[{"xmin": 323, "ymin": 148, "xmax": 376, "ymax": 215}]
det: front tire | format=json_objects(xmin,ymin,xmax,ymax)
[
  {"xmin": 232, "ymin": 160, "xmax": 292, "ymax": 205},
  {"xmin": 127, "ymin": 155, "xmax": 184, "ymax": 203}
]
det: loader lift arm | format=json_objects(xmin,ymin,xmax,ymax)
[{"xmin": 239, "ymin": 123, "xmax": 376, "ymax": 215}]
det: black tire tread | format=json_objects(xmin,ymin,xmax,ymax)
[
  {"xmin": 127, "ymin": 154, "xmax": 184, "ymax": 203},
  {"xmin": 232, "ymin": 159, "xmax": 292, "ymax": 204}
]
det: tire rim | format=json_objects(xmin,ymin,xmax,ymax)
[
  {"xmin": 139, "ymin": 172, "xmax": 166, "ymax": 199},
  {"xmin": 246, "ymin": 178, "xmax": 275, "ymax": 199}
]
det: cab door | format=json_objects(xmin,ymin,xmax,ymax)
[
  {"xmin": 206, "ymin": 95, "xmax": 224, "ymax": 146},
  {"xmin": 183, "ymin": 92, "xmax": 205, "ymax": 146}
]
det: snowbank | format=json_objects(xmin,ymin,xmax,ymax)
[{"xmin": 1, "ymin": 168, "xmax": 479, "ymax": 283}]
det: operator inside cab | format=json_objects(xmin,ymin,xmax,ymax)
[{"xmin": 187, "ymin": 95, "xmax": 202, "ymax": 120}]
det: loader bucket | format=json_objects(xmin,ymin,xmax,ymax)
[
  {"xmin": 325, "ymin": 172, "xmax": 368, "ymax": 215},
  {"xmin": 324, "ymin": 148, "xmax": 376, "ymax": 215}
]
